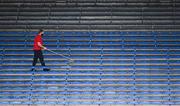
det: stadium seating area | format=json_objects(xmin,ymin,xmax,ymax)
[
  {"xmin": 0, "ymin": 0, "xmax": 180, "ymax": 106},
  {"xmin": 0, "ymin": 31, "xmax": 180, "ymax": 106}
]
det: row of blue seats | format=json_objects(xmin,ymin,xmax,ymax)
[
  {"xmin": 1, "ymin": 37, "xmax": 179, "ymax": 44},
  {"xmin": 1, "ymin": 46, "xmax": 180, "ymax": 49},
  {"xmin": 1, "ymin": 36, "xmax": 179, "ymax": 42},
  {"xmin": 0, "ymin": 101, "xmax": 178, "ymax": 105},
  {"xmin": 2, "ymin": 54, "xmax": 178, "ymax": 58},
  {"xmin": 0, "ymin": 95, "xmax": 177, "ymax": 100},
  {"xmin": 1, "ymin": 46, "xmax": 171, "ymax": 53},
  {"xmin": 1, "ymin": 65, "xmax": 179, "ymax": 69},
  {"xmin": 0, "ymin": 70, "xmax": 179, "ymax": 74},
  {"xmin": 0, "ymin": 31, "xmax": 180, "ymax": 35},
  {"xmin": 2, "ymin": 42, "xmax": 178, "ymax": 47},
  {"xmin": 0, "ymin": 77, "xmax": 178, "ymax": 81},
  {"xmin": 3, "ymin": 59, "xmax": 178, "ymax": 63}
]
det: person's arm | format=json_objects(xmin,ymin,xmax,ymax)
[{"xmin": 37, "ymin": 42, "xmax": 47, "ymax": 50}]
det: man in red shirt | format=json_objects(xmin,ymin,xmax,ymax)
[{"xmin": 31, "ymin": 29, "xmax": 50, "ymax": 71}]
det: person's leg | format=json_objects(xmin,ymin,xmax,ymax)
[
  {"xmin": 38, "ymin": 50, "xmax": 46, "ymax": 66},
  {"xmin": 38, "ymin": 50, "xmax": 50, "ymax": 71},
  {"xmin": 32, "ymin": 50, "xmax": 38, "ymax": 70}
]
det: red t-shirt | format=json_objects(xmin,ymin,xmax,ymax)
[{"xmin": 33, "ymin": 34, "xmax": 43, "ymax": 50}]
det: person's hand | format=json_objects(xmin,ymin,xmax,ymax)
[
  {"xmin": 44, "ymin": 47, "xmax": 47, "ymax": 50},
  {"xmin": 43, "ymin": 47, "xmax": 47, "ymax": 50}
]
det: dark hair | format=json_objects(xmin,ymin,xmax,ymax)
[{"xmin": 38, "ymin": 29, "xmax": 43, "ymax": 34}]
